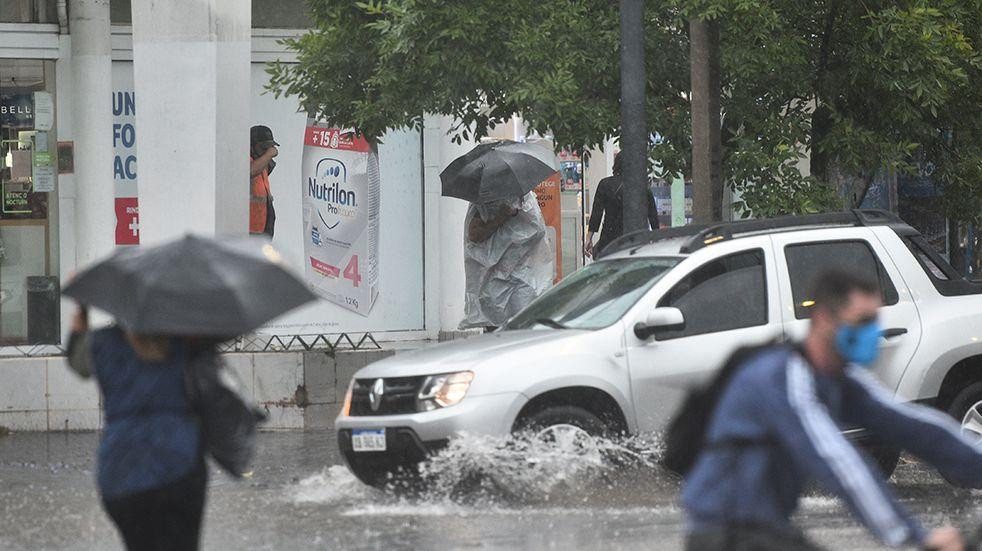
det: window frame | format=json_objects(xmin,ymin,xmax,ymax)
[
  {"xmin": 654, "ymin": 248, "xmax": 769, "ymax": 341},
  {"xmin": 783, "ymin": 239, "xmax": 900, "ymax": 320}
]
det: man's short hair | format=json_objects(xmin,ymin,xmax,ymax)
[{"xmin": 810, "ymin": 269, "xmax": 879, "ymax": 315}]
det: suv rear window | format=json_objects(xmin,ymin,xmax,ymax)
[
  {"xmin": 902, "ymin": 235, "xmax": 982, "ymax": 296},
  {"xmin": 785, "ymin": 240, "xmax": 899, "ymax": 319}
]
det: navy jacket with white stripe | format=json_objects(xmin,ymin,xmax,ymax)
[{"xmin": 681, "ymin": 346, "xmax": 982, "ymax": 547}]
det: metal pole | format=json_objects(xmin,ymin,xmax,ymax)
[
  {"xmin": 967, "ymin": 223, "xmax": 975, "ymax": 277},
  {"xmin": 619, "ymin": 0, "xmax": 646, "ymax": 233},
  {"xmin": 580, "ymin": 149, "xmax": 586, "ymax": 267}
]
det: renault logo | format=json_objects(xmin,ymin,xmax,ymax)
[{"xmin": 369, "ymin": 378, "xmax": 385, "ymax": 412}]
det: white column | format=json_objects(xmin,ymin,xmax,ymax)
[
  {"xmin": 70, "ymin": 0, "xmax": 114, "ymax": 268},
  {"xmin": 422, "ymin": 116, "xmax": 443, "ymax": 338},
  {"xmin": 130, "ymin": 0, "xmax": 250, "ymax": 244},
  {"xmin": 436, "ymin": 116, "xmax": 475, "ymax": 333}
]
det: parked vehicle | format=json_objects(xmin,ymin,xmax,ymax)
[{"xmin": 335, "ymin": 210, "xmax": 982, "ymax": 486}]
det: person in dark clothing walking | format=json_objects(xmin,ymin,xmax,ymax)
[
  {"xmin": 67, "ymin": 306, "xmax": 208, "ymax": 551},
  {"xmin": 584, "ymin": 152, "xmax": 659, "ymax": 258},
  {"xmin": 682, "ymin": 270, "xmax": 977, "ymax": 551}
]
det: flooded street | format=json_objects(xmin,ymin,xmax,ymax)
[{"xmin": 2, "ymin": 431, "xmax": 980, "ymax": 550}]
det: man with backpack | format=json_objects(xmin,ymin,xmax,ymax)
[{"xmin": 675, "ymin": 270, "xmax": 982, "ymax": 550}]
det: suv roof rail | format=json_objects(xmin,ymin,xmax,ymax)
[{"xmin": 597, "ymin": 209, "xmax": 916, "ymax": 258}]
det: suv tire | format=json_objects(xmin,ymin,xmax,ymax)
[
  {"xmin": 947, "ymin": 381, "xmax": 982, "ymax": 432},
  {"xmin": 942, "ymin": 382, "xmax": 982, "ymax": 485},
  {"xmin": 515, "ymin": 405, "xmax": 608, "ymax": 436}
]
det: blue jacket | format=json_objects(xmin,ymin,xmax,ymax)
[
  {"xmin": 89, "ymin": 327, "xmax": 201, "ymax": 500},
  {"xmin": 682, "ymin": 346, "xmax": 982, "ymax": 547}
]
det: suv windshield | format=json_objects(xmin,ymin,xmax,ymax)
[{"xmin": 505, "ymin": 257, "xmax": 680, "ymax": 330}]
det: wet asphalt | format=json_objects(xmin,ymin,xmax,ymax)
[{"xmin": 1, "ymin": 431, "xmax": 979, "ymax": 550}]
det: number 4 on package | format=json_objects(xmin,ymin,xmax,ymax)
[{"xmin": 344, "ymin": 255, "xmax": 361, "ymax": 287}]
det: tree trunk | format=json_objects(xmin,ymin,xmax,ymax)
[
  {"xmin": 619, "ymin": 0, "xmax": 647, "ymax": 233},
  {"xmin": 689, "ymin": 17, "xmax": 723, "ymax": 223}
]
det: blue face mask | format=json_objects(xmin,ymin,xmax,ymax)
[{"xmin": 835, "ymin": 320, "xmax": 882, "ymax": 366}]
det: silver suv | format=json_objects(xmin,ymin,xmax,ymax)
[{"xmin": 336, "ymin": 211, "xmax": 982, "ymax": 486}]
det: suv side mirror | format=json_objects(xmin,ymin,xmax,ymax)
[{"xmin": 634, "ymin": 307, "xmax": 685, "ymax": 340}]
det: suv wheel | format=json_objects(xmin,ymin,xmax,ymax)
[
  {"xmin": 942, "ymin": 382, "xmax": 982, "ymax": 485},
  {"xmin": 516, "ymin": 405, "xmax": 608, "ymax": 437},
  {"xmin": 948, "ymin": 382, "xmax": 982, "ymax": 443},
  {"xmin": 516, "ymin": 406, "xmax": 609, "ymax": 467}
]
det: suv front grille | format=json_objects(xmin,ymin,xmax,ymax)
[{"xmin": 349, "ymin": 376, "xmax": 426, "ymax": 416}]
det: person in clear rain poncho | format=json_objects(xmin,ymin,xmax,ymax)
[{"xmin": 461, "ymin": 191, "xmax": 554, "ymax": 330}]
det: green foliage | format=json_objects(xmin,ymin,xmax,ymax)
[
  {"xmin": 269, "ymin": 0, "xmax": 982, "ymax": 222},
  {"xmin": 717, "ymin": 0, "xmax": 981, "ymax": 218}
]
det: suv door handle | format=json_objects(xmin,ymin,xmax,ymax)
[{"xmin": 882, "ymin": 328, "xmax": 908, "ymax": 339}]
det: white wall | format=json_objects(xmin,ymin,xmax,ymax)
[
  {"xmin": 106, "ymin": 60, "xmax": 427, "ymax": 335},
  {"xmin": 4, "ymin": 25, "xmax": 472, "ymax": 346}
]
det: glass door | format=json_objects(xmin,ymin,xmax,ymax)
[{"xmin": 0, "ymin": 58, "xmax": 59, "ymax": 345}]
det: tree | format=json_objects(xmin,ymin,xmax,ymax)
[
  {"xmin": 266, "ymin": 1, "xmax": 688, "ymax": 166},
  {"xmin": 688, "ymin": 16, "xmax": 723, "ymax": 223},
  {"xmin": 268, "ymin": 0, "xmax": 982, "ymax": 224},
  {"xmin": 708, "ymin": 0, "xmax": 982, "ymax": 220}
]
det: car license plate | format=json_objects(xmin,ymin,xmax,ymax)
[{"xmin": 351, "ymin": 429, "xmax": 386, "ymax": 452}]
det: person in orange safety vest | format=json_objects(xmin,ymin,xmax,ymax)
[{"xmin": 250, "ymin": 125, "xmax": 279, "ymax": 237}]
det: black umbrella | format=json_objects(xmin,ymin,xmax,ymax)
[
  {"xmin": 63, "ymin": 235, "xmax": 317, "ymax": 336},
  {"xmin": 440, "ymin": 140, "xmax": 558, "ymax": 203}
]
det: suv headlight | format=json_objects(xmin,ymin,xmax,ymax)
[
  {"xmin": 340, "ymin": 380, "xmax": 354, "ymax": 417},
  {"xmin": 416, "ymin": 371, "xmax": 474, "ymax": 412}
]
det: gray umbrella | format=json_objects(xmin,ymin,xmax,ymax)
[
  {"xmin": 440, "ymin": 140, "xmax": 558, "ymax": 203},
  {"xmin": 63, "ymin": 235, "xmax": 317, "ymax": 336}
]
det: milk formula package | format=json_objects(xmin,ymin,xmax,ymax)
[{"xmin": 301, "ymin": 121, "xmax": 380, "ymax": 316}]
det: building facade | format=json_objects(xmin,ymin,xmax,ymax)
[{"xmin": 0, "ymin": 0, "xmax": 508, "ymax": 351}]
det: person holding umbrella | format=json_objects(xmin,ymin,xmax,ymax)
[
  {"xmin": 63, "ymin": 236, "xmax": 315, "ymax": 551},
  {"xmin": 441, "ymin": 140, "xmax": 557, "ymax": 330},
  {"xmin": 66, "ymin": 307, "xmax": 210, "ymax": 551}
]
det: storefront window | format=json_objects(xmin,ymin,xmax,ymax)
[
  {"xmin": 0, "ymin": 59, "xmax": 59, "ymax": 345},
  {"xmin": 252, "ymin": 0, "xmax": 310, "ymax": 28},
  {"xmin": 0, "ymin": 0, "xmax": 57, "ymax": 23},
  {"xmin": 110, "ymin": 0, "xmax": 311, "ymax": 28}
]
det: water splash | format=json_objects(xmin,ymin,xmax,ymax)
[
  {"xmin": 293, "ymin": 465, "xmax": 375, "ymax": 505},
  {"xmin": 290, "ymin": 432, "xmax": 663, "ymax": 511},
  {"xmin": 414, "ymin": 431, "xmax": 658, "ymax": 502}
]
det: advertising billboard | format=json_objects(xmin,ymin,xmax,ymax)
[{"xmin": 111, "ymin": 62, "xmax": 425, "ymax": 334}]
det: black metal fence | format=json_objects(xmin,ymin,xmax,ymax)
[{"xmin": 0, "ymin": 332, "xmax": 382, "ymax": 358}]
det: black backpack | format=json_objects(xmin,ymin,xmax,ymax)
[{"xmin": 661, "ymin": 341, "xmax": 785, "ymax": 476}]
